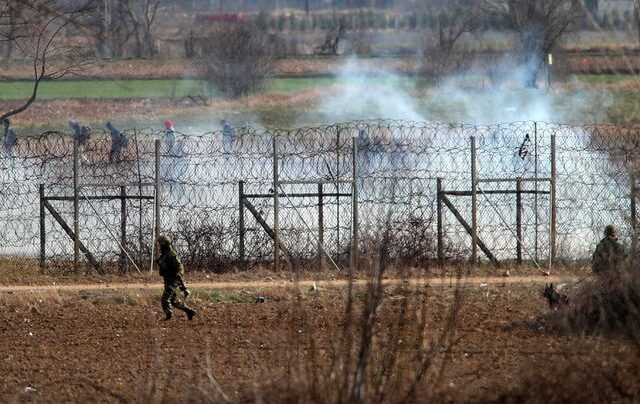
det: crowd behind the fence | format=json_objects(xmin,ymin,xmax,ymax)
[
  {"xmin": 1, "ymin": 117, "xmax": 240, "ymax": 160},
  {"xmin": 2, "ymin": 119, "xmax": 405, "ymax": 169}
]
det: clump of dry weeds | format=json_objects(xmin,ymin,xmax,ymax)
[
  {"xmin": 239, "ymin": 214, "xmax": 468, "ymax": 403},
  {"xmin": 489, "ymin": 260, "xmax": 640, "ymax": 403},
  {"xmin": 545, "ymin": 264, "xmax": 640, "ymax": 338}
]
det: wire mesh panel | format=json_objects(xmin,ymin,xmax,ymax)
[
  {"xmin": 1, "ymin": 119, "xmax": 639, "ymax": 273},
  {"xmin": 274, "ymin": 125, "xmax": 354, "ymax": 265}
]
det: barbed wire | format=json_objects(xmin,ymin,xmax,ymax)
[{"xmin": 0, "ymin": 119, "xmax": 638, "ymax": 273}]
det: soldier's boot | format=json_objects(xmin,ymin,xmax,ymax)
[
  {"xmin": 162, "ymin": 311, "xmax": 172, "ymax": 321},
  {"xmin": 183, "ymin": 289, "xmax": 191, "ymax": 299},
  {"xmin": 185, "ymin": 308, "xmax": 197, "ymax": 320}
]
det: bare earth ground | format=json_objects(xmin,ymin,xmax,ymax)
[
  {"xmin": 1, "ymin": 55, "xmax": 638, "ymax": 80},
  {"xmin": 0, "ymin": 58, "xmax": 418, "ymax": 80},
  {"xmin": 1, "ymin": 270, "xmax": 638, "ymax": 402}
]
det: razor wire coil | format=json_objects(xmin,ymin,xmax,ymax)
[{"xmin": 1, "ymin": 119, "xmax": 639, "ymax": 273}]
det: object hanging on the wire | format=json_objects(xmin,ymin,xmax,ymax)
[{"xmin": 518, "ymin": 133, "xmax": 531, "ymax": 160}]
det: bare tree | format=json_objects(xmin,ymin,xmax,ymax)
[
  {"xmin": 0, "ymin": 1, "xmax": 25, "ymax": 59},
  {"xmin": 94, "ymin": 0, "xmax": 160, "ymax": 58},
  {"xmin": 122, "ymin": 0, "xmax": 160, "ymax": 58},
  {"xmin": 198, "ymin": 22, "xmax": 275, "ymax": 99},
  {"xmin": 484, "ymin": 0, "xmax": 581, "ymax": 88},
  {"xmin": 314, "ymin": 15, "xmax": 346, "ymax": 56},
  {"xmin": 0, "ymin": 0, "xmax": 94, "ymax": 122},
  {"xmin": 421, "ymin": 0, "xmax": 480, "ymax": 76}
]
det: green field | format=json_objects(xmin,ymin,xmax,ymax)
[
  {"xmin": 575, "ymin": 74, "xmax": 640, "ymax": 85},
  {"xmin": 2, "ymin": 75, "xmax": 640, "ymax": 127},
  {"xmin": 0, "ymin": 76, "xmax": 429, "ymax": 100}
]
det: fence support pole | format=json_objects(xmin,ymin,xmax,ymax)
[
  {"xmin": 632, "ymin": 174, "xmax": 637, "ymax": 257},
  {"xmin": 534, "ymin": 121, "xmax": 539, "ymax": 262},
  {"xmin": 351, "ymin": 135, "xmax": 359, "ymax": 273},
  {"xmin": 39, "ymin": 184, "xmax": 46, "ymax": 273},
  {"xmin": 550, "ymin": 134, "xmax": 557, "ymax": 266},
  {"xmin": 120, "ymin": 186, "xmax": 127, "ymax": 274},
  {"xmin": 273, "ymin": 135, "xmax": 280, "ymax": 271},
  {"xmin": 73, "ymin": 138, "xmax": 80, "ymax": 274},
  {"xmin": 318, "ymin": 183, "xmax": 325, "ymax": 271},
  {"xmin": 471, "ymin": 136, "xmax": 478, "ymax": 265},
  {"xmin": 154, "ymin": 139, "xmax": 161, "ymax": 241},
  {"xmin": 516, "ymin": 178, "xmax": 523, "ymax": 264},
  {"xmin": 336, "ymin": 126, "xmax": 341, "ymax": 260},
  {"xmin": 239, "ymin": 180, "xmax": 245, "ymax": 263},
  {"xmin": 437, "ymin": 178, "xmax": 444, "ymax": 266}
]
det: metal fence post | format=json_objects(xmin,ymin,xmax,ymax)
[
  {"xmin": 273, "ymin": 135, "xmax": 280, "ymax": 271},
  {"xmin": 550, "ymin": 133, "xmax": 557, "ymax": 266},
  {"xmin": 318, "ymin": 183, "xmax": 325, "ymax": 271},
  {"xmin": 437, "ymin": 178, "xmax": 444, "ymax": 266},
  {"xmin": 120, "ymin": 186, "xmax": 127, "ymax": 274},
  {"xmin": 336, "ymin": 126, "xmax": 341, "ymax": 260},
  {"xmin": 632, "ymin": 174, "xmax": 637, "ymax": 256},
  {"xmin": 471, "ymin": 135, "xmax": 478, "ymax": 265},
  {"xmin": 534, "ymin": 121, "xmax": 539, "ymax": 262},
  {"xmin": 73, "ymin": 137, "xmax": 80, "ymax": 274},
  {"xmin": 516, "ymin": 177, "xmax": 523, "ymax": 264},
  {"xmin": 239, "ymin": 180, "xmax": 245, "ymax": 263},
  {"xmin": 154, "ymin": 139, "xmax": 161, "ymax": 241},
  {"xmin": 351, "ymin": 134, "xmax": 359, "ymax": 273},
  {"xmin": 39, "ymin": 184, "xmax": 45, "ymax": 273}
]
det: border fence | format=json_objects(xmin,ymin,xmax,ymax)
[{"xmin": 1, "ymin": 119, "xmax": 638, "ymax": 274}]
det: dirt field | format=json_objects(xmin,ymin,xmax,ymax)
[{"xmin": 1, "ymin": 273, "xmax": 638, "ymax": 402}]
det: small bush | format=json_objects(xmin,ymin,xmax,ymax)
[
  {"xmin": 197, "ymin": 22, "xmax": 276, "ymax": 99},
  {"xmin": 546, "ymin": 265, "xmax": 640, "ymax": 338},
  {"xmin": 175, "ymin": 213, "xmax": 236, "ymax": 273}
]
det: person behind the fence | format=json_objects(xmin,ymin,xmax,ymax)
[
  {"xmin": 221, "ymin": 119, "xmax": 236, "ymax": 153},
  {"xmin": 106, "ymin": 121, "xmax": 128, "ymax": 162},
  {"xmin": 156, "ymin": 235, "xmax": 195, "ymax": 321},
  {"xmin": 69, "ymin": 120, "xmax": 90, "ymax": 145},
  {"xmin": 3, "ymin": 118, "xmax": 17, "ymax": 156},
  {"xmin": 164, "ymin": 119, "xmax": 175, "ymax": 154},
  {"xmin": 592, "ymin": 225, "xmax": 626, "ymax": 276}
]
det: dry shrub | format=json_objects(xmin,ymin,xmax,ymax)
[
  {"xmin": 545, "ymin": 264, "xmax": 640, "ymax": 338},
  {"xmin": 246, "ymin": 217, "xmax": 467, "ymax": 403},
  {"xmin": 383, "ymin": 214, "xmax": 463, "ymax": 269},
  {"xmin": 487, "ymin": 261, "xmax": 640, "ymax": 403},
  {"xmin": 493, "ymin": 354, "xmax": 640, "ymax": 403},
  {"xmin": 197, "ymin": 22, "xmax": 276, "ymax": 99},
  {"xmin": 249, "ymin": 276, "xmax": 466, "ymax": 403},
  {"xmin": 175, "ymin": 214, "xmax": 237, "ymax": 273}
]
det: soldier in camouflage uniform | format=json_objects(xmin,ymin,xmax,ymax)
[
  {"xmin": 592, "ymin": 225, "xmax": 626, "ymax": 276},
  {"xmin": 156, "ymin": 235, "xmax": 196, "ymax": 321}
]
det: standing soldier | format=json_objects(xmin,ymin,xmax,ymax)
[
  {"xmin": 156, "ymin": 235, "xmax": 196, "ymax": 321},
  {"xmin": 592, "ymin": 225, "xmax": 626, "ymax": 276}
]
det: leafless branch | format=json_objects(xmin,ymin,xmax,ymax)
[{"xmin": 0, "ymin": 0, "xmax": 95, "ymax": 122}]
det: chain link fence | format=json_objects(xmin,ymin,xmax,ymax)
[{"xmin": 1, "ymin": 119, "xmax": 638, "ymax": 274}]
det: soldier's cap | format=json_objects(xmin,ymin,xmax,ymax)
[
  {"xmin": 604, "ymin": 225, "xmax": 617, "ymax": 237},
  {"xmin": 157, "ymin": 235, "xmax": 172, "ymax": 245}
]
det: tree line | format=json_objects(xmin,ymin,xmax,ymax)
[{"xmin": 0, "ymin": 0, "xmax": 637, "ymax": 123}]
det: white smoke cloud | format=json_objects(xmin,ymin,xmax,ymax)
[
  {"xmin": 314, "ymin": 56, "xmax": 611, "ymax": 126},
  {"xmin": 317, "ymin": 58, "xmax": 426, "ymax": 123}
]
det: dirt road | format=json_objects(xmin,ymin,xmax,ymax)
[{"xmin": 0, "ymin": 275, "xmax": 580, "ymax": 293}]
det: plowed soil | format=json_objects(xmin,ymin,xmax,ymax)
[{"xmin": 1, "ymin": 275, "xmax": 638, "ymax": 402}]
